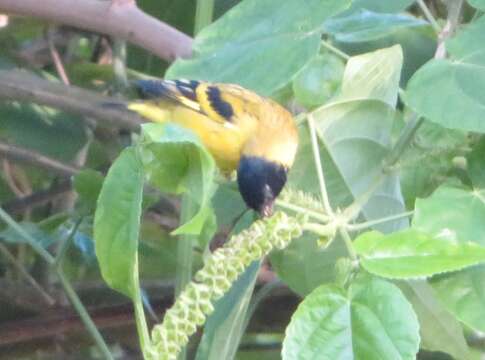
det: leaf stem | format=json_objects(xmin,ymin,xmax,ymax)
[
  {"xmin": 417, "ymin": 0, "xmax": 441, "ymax": 34},
  {"xmin": 194, "ymin": 0, "xmax": 214, "ymax": 34},
  {"xmin": 275, "ymin": 199, "xmax": 329, "ymax": 222},
  {"xmin": 385, "ymin": 113, "xmax": 423, "ymax": 167},
  {"xmin": 347, "ymin": 211, "xmax": 414, "ymax": 232},
  {"xmin": 307, "ymin": 113, "xmax": 334, "ymax": 216},
  {"xmin": 132, "ymin": 258, "xmax": 152, "ymax": 359},
  {"xmin": 320, "ymin": 39, "xmax": 350, "ymax": 61},
  {"xmin": 338, "ymin": 227, "xmax": 357, "ymax": 261},
  {"xmin": 342, "ymin": 175, "xmax": 384, "ymax": 221}
]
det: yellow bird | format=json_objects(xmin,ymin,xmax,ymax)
[{"xmin": 127, "ymin": 79, "xmax": 299, "ymax": 217}]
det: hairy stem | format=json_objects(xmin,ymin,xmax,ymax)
[
  {"xmin": 338, "ymin": 227, "xmax": 357, "ymax": 261},
  {"xmin": 307, "ymin": 114, "xmax": 334, "ymax": 216},
  {"xmin": 347, "ymin": 211, "xmax": 414, "ymax": 232}
]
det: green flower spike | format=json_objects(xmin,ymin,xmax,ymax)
[{"xmin": 151, "ymin": 211, "xmax": 306, "ymax": 359}]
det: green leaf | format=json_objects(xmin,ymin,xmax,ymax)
[
  {"xmin": 94, "ymin": 147, "xmax": 144, "ymax": 297},
  {"xmin": 399, "ymin": 280, "xmax": 470, "ymax": 360},
  {"xmin": 324, "ymin": 10, "xmax": 427, "ymax": 43},
  {"xmin": 399, "ymin": 120, "xmax": 467, "ymax": 207},
  {"xmin": 292, "ymin": 53, "xmax": 345, "ymax": 108},
  {"xmin": 73, "ymin": 169, "xmax": 104, "ymax": 212},
  {"xmin": 270, "ymin": 233, "xmax": 347, "ymax": 295},
  {"xmin": 196, "ymin": 261, "xmax": 260, "ymax": 360},
  {"xmin": 167, "ymin": 0, "xmax": 351, "ymax": 95},
  {"xmin": 354, "ymin": 229, "xmax": 485, "ymax": 278},
  {"xmin": 140, "ymin": 123, "xmax": 216, "ymax": 235},
  {"xmin": 313, "ymin": 47, "xmax": 406, "ymax": 233},
  {"xmin": 341, "ymin": 0, "xmax": 414, "ymax": 14},
  {"xmin": 467, "ymin": 137, "xmax": 485, "ymax": 189},
  {"xmin": 339, "ymin": 45, "xmax": 403, "ymax": 106},
  {"xmin": 432, "ymin": 265, "xmax": 485, "ymax": 333},
  {"xmin": 282, "ymin": 276, "xmax": 419, "ymax": 360},
  {"xmin": 413, "ymin": 186, "xmax": 485, "ymax": 246},
  {"xmin": 411, "ymin": 185, "xmax": 485, "ymax": 334},
  {"xmin": 469, "ymin": 0, "xmax": 485, "ymax": 10},
  {"xmin": 336, "ymin": 25, "xmax": 436, "ymax": 86},
  {"xmin": 404, "ymin": 17, "xmax": 485, "ymax": 132}
]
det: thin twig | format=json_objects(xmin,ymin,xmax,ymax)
[
  {"xmin": 0, "ymin": 243, "xmax": 56, "ymax": 306},
  {"xmin": 0, "ymin": 140, "xmax": 81, "ymax": 176},
  {"xmin": 434, "ymin": 0, "xmax": 464, "ymax": 60},
  {"xmin": 2, "ymin": 160, "xmax": 25, "ymax": 197},
  {"xmin": 2, "ymin": 180, "xmax": 72, "ymax": 214},
  {"xmin": 57, "ymin": 270, "xmax": 114, "ymax": 360},
  {"xmin": 0, "ymin": 70, "xmax": 143, "ymax": 131},
  {"xmin": 0, "ymin": 0, "xmax": 193, "ymax": 61},
  {"xmin": 0, "ymin": 207, "xmax": 114, "ymax": 359},
  {"xmin": 47, "ymin": 27, "xmax": 70, "ymax": 85}
]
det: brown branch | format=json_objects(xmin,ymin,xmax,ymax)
[
  {"xmin": 0, "ymin": 0, "xmax": 193, "ymax": 61},
  {"xmin": 0, "ymin": 140, "xmax": 81, "ymax": 177},
  {"xmin": 1, "ymin": 180, "xmax": 72, "ymax": 214},
  {"xmin": 0, "ymin": 70, "xmax": 143, "ymax": 131}
]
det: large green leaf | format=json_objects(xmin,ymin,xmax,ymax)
[
  {"xmin": 399, "ymin": 280, "xmax": 470, "ymax": 360},
  {"xmin": 355, "ymin": 229, "xmax": 485, "ymax": 278},
  {"xmin": 167, "ymin": 0, "xmax": 351, "ymax": 95},
  {"xmin": 324, "ymin": 10, "xmax": 427, "ymax": 43},
  {"xmin": 404, "ymin": 17, "xmax": 485, "ymax": 132},
  {"xmin": 313, "ymin": 45, "xmax": 407, "ymax": 233},
  {"xmin": 431, "ymin": 265, "xmax": 485, "ymax": 333},
  {"xmin": 270, "ymin": 233, "xmax": 347, "ymax": 296},
  {"xmin": 411, "ymin": 185, "xmax": 485, "ymax": 333},
  {"xmin": 469, "ymin": 0, "xmax": 485, "ymax": 10},
  {"xmin": 140, "ymin": 123, "xmax": 216, "ymax": 236},
  {"xmin": 340, "ymin": 0, "xmax": 414, "ymax": 14},
  {"xmin": 282, "ymin": 276, "xmax": 419, "ymax": 360},
  {"xmin": 413, "ymin": 186, "xmax": 485, "ymax": 246},
  {"xmin": 94, "ymin": 147, "xmax": 144, "ymax": 297}
]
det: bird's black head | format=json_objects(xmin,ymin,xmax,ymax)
[{"xmin": 237, "ymin": 156, "xmax": 288, "ymax": 217}]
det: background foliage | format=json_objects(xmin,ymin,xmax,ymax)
[{"xmin": 0, "ymin": 0, "xmax": 485, "ymax": 359}]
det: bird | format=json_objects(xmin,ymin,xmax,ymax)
[{"xmin": 125, "ymin": 79, "xmax": 299, "ymax": 217}]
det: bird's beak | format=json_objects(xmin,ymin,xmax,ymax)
[{"xmin": 259, "ymin": 200, "xmax": 274, "ymax": 218}]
